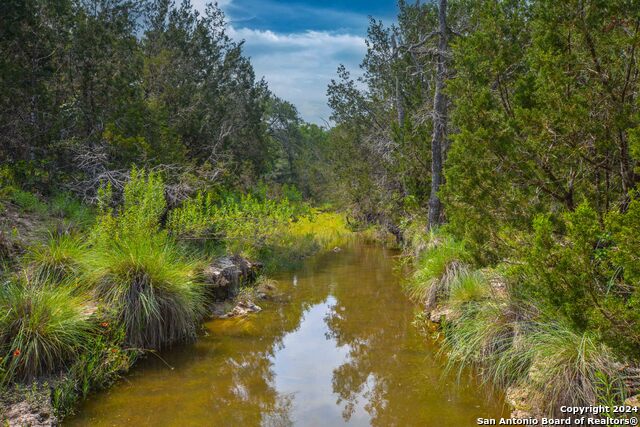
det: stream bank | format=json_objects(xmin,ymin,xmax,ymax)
[{"xmin": 1, "ymin": 255, "xmax": 261, "ymax": 427}]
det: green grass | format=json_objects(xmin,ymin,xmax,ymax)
[
  {"xmin": 524, "ymin": 322, "xmax": 621, "ymax": 414},
  {"xmin": 85, "ymin": 237, "xmax": 206, "ymax": 349},
  {"xmin": 441, "ymin": 286, "xmax": 623, "ymax": 414},
  {"xmin": 443, "ymin": 299, "xmax": 524, "ymax": 384},
  {"xmin": 448, "ymin": 270, "xmax": 491, "ymax": 310},
  {"xmin": 405, "ymin": 234, "xmax": 469, "ymax": 307},
  {"xmin": 7, "ymin": 188, "xmax": 48, "ymax": 215},
  {"xmin": 0, "ymin": 276, "xmax": 94, "ymax": 382},
  {"xmin": 26, "ymin": 233, "xmax": 86, "ymax": 284},
  {"xmin": 50, "ymin": 193, "xmax": 95, "ymax": 228}
]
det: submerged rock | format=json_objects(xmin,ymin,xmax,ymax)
[{"xmin": 219, "ymin": 301, "xmax": 262, "ymax": 318}]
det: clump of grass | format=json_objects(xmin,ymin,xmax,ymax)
[
  {"xmin": 442, "ymin": 282, "xmax": 622, "ymax": 415},
  {"xmin": 443, "ymin": 299, "xmax": 527, "ymax": 385},
  {"xmin": 405, "ymin": 234, "xmax": 469, "ymax": 308},
  {"xmin": 7, "ymin": 188, "xmax": 48, "ymax": 215},
  {"xmin": 0, "ymin": 276, "xmax": 94, "ymax": 382},
  {"xmin": 448, "ymin": 270, "xmax": 491, "ymax": 311},
  {"xmin": 50, "ymin": 193, "xmax": 95, "ymax": 228},
  {"xmin": 525, "ymin": 323, "xmax": 622, "ymax": 415},
  {"xmin": 85, "ymin": 237, "xmax": 205, "ymax": 349},
  {"xmin": 27, "ymin": 233, "xmax": 86, "ymax": 283}
]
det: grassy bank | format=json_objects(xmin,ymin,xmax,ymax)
[
  {"xmin": 404, "ymin": 228, "xmax": 635, "ymax": 419},
  {"xmin": 0, "ymin": 171, "xmax": 351, "ymax": 421}
]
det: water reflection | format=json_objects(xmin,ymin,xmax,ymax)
[{"xmin": 67, "ymin": 243, "xmax": 507, "ymax": 426}]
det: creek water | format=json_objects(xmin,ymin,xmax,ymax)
[{"xmin": 67, "ymin": 242, "xmax": 508, "ymax": 426}]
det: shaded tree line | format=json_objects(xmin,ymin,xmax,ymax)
[
  {"xmin": 0, "ymin": 0, "xmax": 323, "ymax": 203},
  {"xmin": 326, "ymin": 0, "xmax": 640, "ymax": 354}
]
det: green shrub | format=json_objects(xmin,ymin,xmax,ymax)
[
  {"xmin": 167, "ymin": 191, "xmax": 217, "ymax": 239},
  {"xmin": 516, "ymin": 200, "xmax": 640, "ymax": 355},
  {"xmin": 0, "ymin": 278, "xmax": 93, "ymax": 382},
  {"xmin": 168, "ymin": 188, "xmax": 349, "ymax": 270}
]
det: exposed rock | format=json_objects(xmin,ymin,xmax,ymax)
[
  {"xmin": 625, "ymin": 394, "xmax": 640, "ymax": 408},
  {"xmin": 202, "ymin": 255, "xmax": 262, "ymax": 301},
  {"xmin": 506, "ymin": 385, "xmax": 543, "ymax": 420},
  {"xmin": 2, "ymin": 398, "xmax": 57, "ymax": 427},
  {"xmin": 429, "ymin": 306, "xmax": 452, "ymax": 323},
  {"xmin": 483, "ymin": 269, "xmax": 508, "ymax": 299},
  {"xmin": 218, "ymin": 301, "xmax": 262, "ymax": 318},
  {"xmin": 619, "ymin": 365, "xmax": 640, "ymax": 396}
]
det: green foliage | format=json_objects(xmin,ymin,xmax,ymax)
[
  {"xmin": 85, "ymin": 236, "xmax": 205, "ymax": 349},
  {"xmin": 26, "ymin": 233, "xmax": 86, "ymax": 284},
  {"xmin": 443, "ymin": 298, "xmax": 527, "ymax": 387},
  {"xmin": 448, "ymin": 270, "xmax": 491, "ymax": 311},
  {"xmin": 49, "ymin": 193, "xmax": 95, "ymax": 228},
  {"xmin": 7, "ymin": 188, "xmax": 48, "ymax": 215},
  {"xmin": 168, "ymin": 187, "xmax": 349, "ymax": 270},
  {"xmin": 87, "ymin": 170, "xmax": 205, "ymax": 349},
  {"xmin": 405, "ymin": 233, "xmax": 469, "ymax": 305},
  {"xmin": 515, "ymin": 199, "xmax": 640, "ymax": 354},
  {"xmin": 52, "ymin": 325, "xmax": 135, "ymax": 419},
  {"xmin": 0, "ymin": 276, "xmax": 93, "ymax": 382},
  {"xmin": 441, "ymin": 266, "xmax": 623, "ymax": 414},
  {"xmin": 167, "ymin": 191, "xmax": 217, "ymax": 239},
  {"xmin": 524, "ymin": 323, "xmax": 621, "ymax": 414}
]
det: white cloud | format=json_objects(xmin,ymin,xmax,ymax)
[{"xmin": 228, "ymin": 27, "xmax": 367, "ymax": 124}]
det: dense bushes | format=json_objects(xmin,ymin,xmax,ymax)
[{"xmin": 168, "ymin": 185, "xmax": 350, "ymax": 270}]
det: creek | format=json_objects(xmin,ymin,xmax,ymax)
[{"xmin": 67, "ymin": 242, "xmax": 508, "ymax": 426}]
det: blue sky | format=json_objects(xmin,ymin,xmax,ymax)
[{"xmin": 193, "ymin": 0, "xmax": 398, "ymax": 124}]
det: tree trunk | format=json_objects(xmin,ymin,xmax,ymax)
[
  {"xmin": 391, "ymin": 35, "xmax": 405, "ymax": 125},
  {"xmin": 428, "ymin": 0, "xmax": 448, "ymax": 229}
]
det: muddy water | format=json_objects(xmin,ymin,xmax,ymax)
[{"xmin": 67, "ymin": 242, "xmax": 508, "ymax": 426}]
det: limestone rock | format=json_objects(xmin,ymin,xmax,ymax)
[
  {"xmin": 625, "ymin": 394, "xmax": 640, "ymax": 408},
  {"xmin": 219, "ymin": 301, "xmax": 262, "ymax": 318},
  {"xmin": 429, "ymin": 306, "xmax": 452, "ymax": 323},
  {"xmin": 202, "ymin": 255, "xmax": 262, "ymax": 301},
  {"xmin": 2, "ymin": 399, "xmax": 57, "ymax": 427},
  {"xmin": 506, "ymin": 385, "xmax": 543, "ymax": 420}
]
